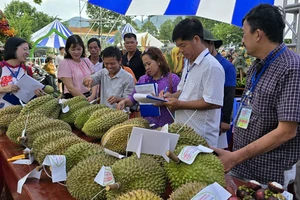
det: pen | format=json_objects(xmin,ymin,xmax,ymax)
[{"xmin": 163, "ymin": 87, "xmax": 169, "ymax": 95}]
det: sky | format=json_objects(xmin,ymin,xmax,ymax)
[{"xmin": 0, "ymin": 0, "xmax": 89, "ymax": 21}]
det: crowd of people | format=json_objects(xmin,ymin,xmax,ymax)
[{"xmin": 0, "ymin": 3, "xmax": 299, "ymax": 197}]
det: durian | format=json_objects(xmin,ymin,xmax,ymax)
[
  {"xmin": 168, "ymin": 182, "xmax": 207, "ymax": 200},
  {"xmin": 6, "ymin": 113, "xmax": 48, "ymax": 144},
  {"xmin": 35, "ymin": 135, "xmax": 84, "ymax": 164},
  {"xmin": 164, "ymin": 145, "xmax": 225, "ymax": 190},
  {"xmin": 168, "ymin": 123, "xmax": 209, "ymax": 147},
  {"xmin": 25, "ymin": 119, "xmax": 72, "ymax": 147},
  {"xmin": 0, "ymin": 105, "xmax": 22, "ymax": 131},
  {"xmin": 116, "ymin": 189, "xmax": 162, "ymax": 200},
  {"xmin": 101, "ymin": 118, "xmax": 150, "ymax": 154},
  {"xmin": 64, "ymin": 142, "xmax": 104, "ymax": 172},
  {"xmin": 83, "ymin": 110, "xmax": 128, "ymax": 138},
  {"xmin": 32, "ymin": 130, "xmax": 75, "ymax": 156},
  {"xmin": 59, "ymin": 100, "xmax": 90, "ymax": 124},
  {"xmin": 74, "ymin": 104, "xmax": 108, "ymax": 129},
  {"xmin": 66, "ymin": 154, "xmax": 118, "ymax": 200},
  {"xmin": 106, "ymin": 155, "xmax": 166, "ymax": 200}
]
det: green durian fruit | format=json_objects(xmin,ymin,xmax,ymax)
[
  {"xmin": 32, "ymin": 98, "xmax": 60, "ymax": 118},
  {"xmin": 25, "ymin": 119, "xmax": 72, "ymax": 147},
  {"xmin": 66, "ymin": 154, "xmax": 118, "ymax": 200},
  {"xmin": 85, "ymin": 107, "xmax": 114, "ymax": 122},
  {"xmin": 164, "ymin": 145, "xmax": 225, "ymax": 190},
  {"xmin": 106, "ymin": 155, "xmax": 167, "ymax": 200},
  {"xmin": 168, "ymin": 123, "xmax": 209, "ymax": 147},
  {"xmin": 6, "ymin": 113, "xmax": 48, "ymax": 144},
  {"xmin": 48, "ymin": 105, "xmax": 61, "ymax": 119},
  {"xmin": 63, "ymin": 96, "xmax": 87, "ymax": 105},
  {"xmin": 32, "ymin": 130, "xmax": 75, "ymax": 157},
  {"xmin": 0, "ymin": 105, "xmax": 22, "ymax": 132},
  {"xmin": 19, "ymin": 95, "xmax": 55, "ymax": 115},
  {"xmin": 83, "ymin": 110, "xmax": 128, "ymax": 138},
  {"xmin": 64, "ymin": 142, "xmax": 104, "ymax": 172},
  {"xmin": 35, "ymin": 135, "xmax": 85, "ymax": 164},
  {"xmin": 59, "ymin": 101, "xmax": 90, "ymax": 124},
  {"xmin": 168, "ymin": 182, "xmax": 207, "ymax": 200},
  {"xmin": 101, "ymin": 118, "xmax": 150, "ymax": 154},
  {"xmin": 74, "ymin": 104, "xmax": 108, "ymax": 129},
  {"xmin": 116, "ymin": 189, "xmax": 162, "ymax": 200},
  {"xmin": 44, "ymin": 85, "xmax": 54, "ymax": 94}
]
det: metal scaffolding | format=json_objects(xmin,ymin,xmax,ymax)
[{"xmin": 283, "ymin": 0, "xmax": 300, "ymax": 53}]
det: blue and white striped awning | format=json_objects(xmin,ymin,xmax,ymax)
[
  {"xmin": 88, "ymin": 0, "xmax": 275, "ymax": 27},
  {"xmin": 107, "ymin": 23, "xmax": 137, "ymax": 44},
  {"xmin": 31, "ymin": 20, "xmax": 73, "ymax": 48}
]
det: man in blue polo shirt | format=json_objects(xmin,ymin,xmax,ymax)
[{"xmin": 203, "ymin": 29, "xmax": 236, "ymax": 134}]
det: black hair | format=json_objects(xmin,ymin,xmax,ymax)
[
  {"xmin": 123, "ymin": 33, "xmax": 137, "ymax": 41},
  {"xmin": 59, "ymin": 47, "xmax": 65, "ymax": 51},
  {"xmin": 4, "ymin": 37, "xmax": 28, "ymax": 61},
  {"xmin": 87, "ymin": 38, "xmax": 101, "ymax": 48},
  {"xmin": 64, "ymin": 35, "xmax": 86, "ymax": 59},
  {"xmin": 172, "ymin": 18, "xmax": 204, "ymax": 42},
  {"xmin": 242, "ymin": 4, "xmax": 285, "ymax": 43},
  {"xmin": 45, "ymin": 56, "xmax": 53, "ymax": 63},
  {"xmin": 102, "ymin": 46, "xmax": 122, "ymax": 61}
]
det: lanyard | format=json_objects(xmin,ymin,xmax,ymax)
[
  {"xmin": 183, "ymin": 51, "xmax": 209, "ymax": 84},
  {"xmin": 6, "ymin": 66, "xmax": 22, "ymax": 79},
  {"xmin": 250, "ymin": 46, "xmax": 286, "ymax": 93}
]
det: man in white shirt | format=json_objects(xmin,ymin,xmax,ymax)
[
  {"xmin": 163, "ymin": 18, "xmax": 225, "ymax": 147},
  {"xmin": 87, "ymin": 38, "xmax": 103, "ymax": 73},
  {"xmin": 55, "ymin": 47, "xmax": 65, "ymax": 67}
]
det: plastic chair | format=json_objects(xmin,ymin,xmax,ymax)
[{"xmin": 226, "ymin": 97, "xmax": 241, "ymax": 151}]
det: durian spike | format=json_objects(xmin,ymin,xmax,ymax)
[
  {"xmin": 166, "ymin": 150, "xmax": 180, "ymax": 163},
  {"xmin": 106, "ymin": 182, "xmax": 121, "ymax": 191},
  {"xmin": 36, "ymin": 165, "xmax": 43, "ymax": 171}
]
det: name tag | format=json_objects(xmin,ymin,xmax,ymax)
[{"xmin": 236, "ymin": 106, "xmax": 252, "ymax": 129}]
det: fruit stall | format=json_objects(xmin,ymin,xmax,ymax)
[{"xmin": 0, "ymin": 95, "xmax": 294, "ymax": 200}]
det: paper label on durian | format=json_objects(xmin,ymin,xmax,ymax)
[
  {"xmin": 282, "ymin": 191, "xmax": 293, "ymax": 200},
  {"xmin": 94, "ymin": 166, "xmax": 115, "ymax": 186},
  {"xmin": 178, "ymin": 146, "xmax": 201, "ymax": 165},
  {"xmin": 160, "ymin": 124, "xmax": 169, "ymax": 133},
  {"xmin": 42, "ymin": 155, "xmax": 67, "ymax": 183},
  {"xmin": 191, "ymin": 182, "xmax": 231, "ymax": 200}
]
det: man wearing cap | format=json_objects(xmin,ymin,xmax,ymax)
[{"xmin": 203, "ymin": 29, "xmax": 236, "ymax": 137}]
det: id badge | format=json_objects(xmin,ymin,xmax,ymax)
[{"xmin": 236, "ymin": 105, "xmax": 252, "ymax": 129}]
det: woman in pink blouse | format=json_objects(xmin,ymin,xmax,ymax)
[{"xmin": 57, "ymin": 35, "xmax": 97, "ymax": 101}]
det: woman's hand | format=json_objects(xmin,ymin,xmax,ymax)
[
  {"xmin": 87, "ymin": 94, "xmax": 96, "ymax": 102},
  {"xmin": 35, "ymin": 88, "xmax": 46, "ymax": 97},
  {"xmin": 5, "ymin": 84, "xmax": 19, "ymax": 93}
]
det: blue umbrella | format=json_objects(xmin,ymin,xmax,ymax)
[
  {"xmin": 88, "ymin": 0, "xmax": 274, "ymax": 27},
  {"xmin": 107, "ymin": 23, "xmax": 137, "ymax": 44}
]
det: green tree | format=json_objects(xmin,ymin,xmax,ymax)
[
  {"xmin": 174, "ymin": 16, "xmax": 184, "ymax": 26},
  {"xmin": 86, "ymin": 4, "xmax": 136, "ymax": 35},
  {"xmin": 159, "ymin": 19, "xmax": 174, "ymax": 42},
  {"xmin": 193, "ymin": 17, "xmax": 220, "ymax": 31},
  {"xmin": 141, "ymin": 21, "xmax": 158, "ymax": 36},
  {"xmin": 4, "ymin": 0, "xmax": 56, "ymax": 42},
  {"xmin": 212, "ymin": 23, "xmax": 243, "ymax": 45}
]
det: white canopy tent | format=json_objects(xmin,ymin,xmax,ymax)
[{"xmin": 136, "ymin": 32, "xmax": 164, "ymax": 48}]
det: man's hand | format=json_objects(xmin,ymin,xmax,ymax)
[
  {"xmin": 82, "ymin": 77, "xmax": 93, "ymax": 88},
  {"xmin": 107, "ymin": 96, "xmax": 119, "ymax": 105},
  {"xmin": 163, "ymin": 98, "xmax": 182, "ymax": 111},
  {"xmin": 5, "ymin": 84, "xmax": 19, "ymax": 93},
  {"xmin": 210, "ymin": 147, "xmax": 238, "ymax": 173},
  {"xmin": 116, "ymin": 100, "xmax": 126, "ymax": 110},
  {"xmin": 220, "ymin": 122, "xmax": 231, "ymax": 134}
]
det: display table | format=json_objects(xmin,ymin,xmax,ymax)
[{"xmin": 0, "ymin": 133, "xmax": 244, "ymax": 200}]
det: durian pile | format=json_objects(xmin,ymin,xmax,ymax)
[{"xmin": 1, "ymin": 95, "xmax": 227, "ymax": 200}]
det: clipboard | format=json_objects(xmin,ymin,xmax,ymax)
[{"xmin": 133, "ymin": 93, "xmax": 167, "ymax": 104}]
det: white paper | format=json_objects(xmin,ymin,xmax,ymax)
[
  {"xmin": 191, "ymin": 182, "xmax": 231, "ymax": 200},
  {"xmin": 42, "ymin": 155, "xmax": 67, "ymax": 183},
  {"xmin": 133, "ymin": 93, "xmax": 167, "ymax": 104},
  {"xmin": 58, "ymin": 99, "xmax": 69, "ymax": 113},
  {"xmin": 217, "ymin": 132, "xmax": 228, "ymax": 149},
  {"xmin": 126, "ymin": 127, "xmax": 179, "ymax": 162},
  {"xmin": 13, "ymin": 74, "xmax": 44, "ymax": 103},
  {"xmin": 282, "ymin": 191, "xmax": 293, "ymax": 200},
  {"xmin": 160, "ymin": 124, "xmax": 169, "ymax": 133},
  {"xmin": 13, "ymin": 152, "xmax": 35, "ymax": 165},
  {"xmin": 94, "ymin": 166, "xmax": 115, "ymax": 187},
  {"xmin": 178, "ymin": 145, "xmax": 214, "ymax": 165},
  {"xmin": 104, "ymin": 148, "xmax": 125, "ymax": 159},
  {"xmin": 17, "ymin": 168, "xmax": 42, "ymax": 194},
  {"xmin": 135, "ymin": 83, "xmax": 158, "ymax": 95}
]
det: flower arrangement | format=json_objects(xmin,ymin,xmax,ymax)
[{"xmin": 0, "ymin": 9, "xmax": 16, "ymax": 44}]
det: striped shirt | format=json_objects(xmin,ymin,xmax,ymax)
[{"xmin": 232, "ymin": 43, "xmax": 300, "ymax": 185}]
